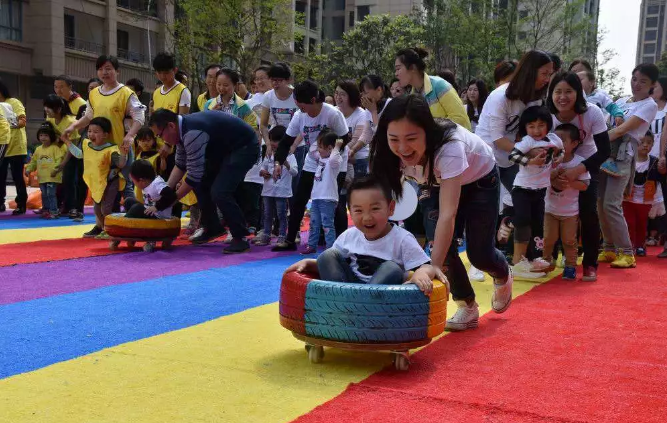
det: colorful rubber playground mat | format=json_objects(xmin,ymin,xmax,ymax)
[{"xmin": 1, "ymin": 212, "xmax": 667, "ymax": 422}]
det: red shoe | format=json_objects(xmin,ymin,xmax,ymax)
[
  {"xmin": 301, "ymin": 246, "xmax": 317, "ymax": 255},
  {"xmin": 581, "ymin": 266, "xmax": 597, "ymax": 282}
]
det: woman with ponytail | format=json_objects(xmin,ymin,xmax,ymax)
[{"xmin": 394, "ymin": 47, "xmax": 471, "ymax": 130}]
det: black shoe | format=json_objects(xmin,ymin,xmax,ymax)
[
  {"xmin": 83, "ymin": 226, "xmax": 103, "ymax": 238},
  {"xmin": 271, "ymin": 241, "xmax": 297, "ymax": 252},
  {"xmin": 190, "ymin": 228, "xmax": 225, "ymax": 244},
  {"xmin": 0, "ymin": 203, "xmax": 5, "ymax": 212},
  {"xmin": 636, "ymin": 247, "xmax": 647, "ymax": 257},
  {"xmin": 12, "ymin": 208, "xmax": 26, "ymax": 215},
  {"xmin": 73, "ymin": 213, "xmax": 84, "ymax": 222},
  {"xmin": 223, "ymin": 238, "xmax": 250, "ymax": 254}
]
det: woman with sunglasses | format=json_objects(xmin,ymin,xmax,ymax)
[{"xmin": 548, "ymin": 71, "xmax": 611, "ymax": 282}]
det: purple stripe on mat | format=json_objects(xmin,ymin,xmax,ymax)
[
  {"xmin": 0, "ymin": 244, "xmax": 299, "ymax": 305},
  {"xmin": 0, "ymin": 206, "xmax": 95, "ymax": 219}
]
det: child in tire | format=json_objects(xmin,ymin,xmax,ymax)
[
  {"xmin": 123, "ymin": 159, "xmax": 177, "ymax": 219},
  {"xmin": 285, "ymin": 175, "xmax": 446, "ymax": 296}
]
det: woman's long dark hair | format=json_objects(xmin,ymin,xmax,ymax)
[
  {"xmin": 466, "ymin": 79, "xmax": 488, "ymax": 124},
  {"xmin": 546, "ymin": 71, "xmax": 589, "ymax": 116},
  {"xmin": 369, "ymin": 94, "xmax": 456, "ymax": 199},
  {"xmin": 506, "ymin": 50, "xmax": 552, "ymax": 103},
  {"xmin": 44, "ymin": 94, "xmax": 74, "ymax": 116}
]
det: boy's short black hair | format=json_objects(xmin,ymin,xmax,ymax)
[
  {"xmin": 643, "ymin": 130, "xmax": 655, "ymax": 140},
  {"xmin": 347, "ymin": 175, "xmax": 393, "ymax": 205},
  {"xmin": 316, "ymin": 129, "xmax": 338, "ymax": 148},
  {"xmin": 135, "ymin": 127, "xmax": 156, "ymax": 141},
  {"xmin": 633, "ymin": 63, "xmax": 660, "ymax": 83},
  {"xmin": 96, "ymin": 55, "xmax": 119, "ymax": 70},
  {"xmin": 518, "ymin": 106, "xmax": 554, "ymax": 138},
  {"xmin": 125, "ymin": 78, "xmax": 144, "ymax": 93},
  {"xmin": 36, "ymin": 121, "xmax": 57, "ymax": 143},
  {"xmin": 89, "ymin": 116, "xmax": 112, "ymax": 134},
  {"xmin": 130, "ymin": 159, "xmax": 157, "ymax": 181},
  {"xmin": 268, "ymin": 125, "xmax": 286, "ymax": 141},
  {"xmin": 152, "ymin": 52, "xmax": 176, "ymax": 72},
  {"xmin": 267, "ymin": 62, "xmax": 292, "ymax": 80},
  {"xmin": 555, "ymin": 123, "xmax": 581, "ymax": 143}
]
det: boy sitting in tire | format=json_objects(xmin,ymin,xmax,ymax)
[{"xmin": 285, "ymin": 175, "xmax": 447, "ymax": 295}]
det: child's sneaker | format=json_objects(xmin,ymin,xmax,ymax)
[
  {"xmin": 33, "ymin": 208, "xmax": 43, "ymax": 215},
  {"xmin": 253, "ymin": 234, "xmax": 270, "ymax": 246},
  {"xmin": 600, "ymin": 159, "xmax": 621, "ymax": 177},
  {"xmin": 301, "ymin": 245, "xmax": 317, "ymax": 255},
  {"xmin": 95, "ymin": 231, "xmax": 110, "ymax": 240},
  {"xmin": 68, "ymin": 209, "xmax": 79, "ymax": 219},
  {"xmin": 73, "ymin": 213, "xmax": 84, "ymax": 222},
  {"xmin": 512, "ymin": 257, "xmax": 546, "ymax": 279},
  {"xmin": 492, "ymin": 268, "xmax": 513, "ymax": 313},
  {"xmin": 83, "ymin": 226, "xmax": 103, "ymax": 238},
  {"xmin": 467, "ymin": 265, "xmax": 485, "ymax": 282},
  {"xmin": 610, "ymin": 253, "xmax": 636, "ymax": 268},
  {"xmin": 597, "ymin": 250, "xmax": 617, "ymax": 263},
  {"xmin": 445, "ymin": 301, "xmax": 479, "ymax": 331},
  {"xmin": 276, "ymin": 236, "xmax": 285, "ymax": 245},
  {"xmin": 44, "ymin": 212, "xmax": 59, "ymax": 220},
  {"xmin": 562, "ymin": 266, "xmax": 576, "ymax": 280},
  {"xmin": 223, "ymin": 238, "xmax": 250, "ymax": 254},
  {"xmin": 636, "ymin": 247, "xmax": 647, "ymax": 257},
  {"xmin": 530, "ymin": 257, "xmax": 552, "ymax": 272},
  {"xmin": 646, "ymin": 237, "xmax": 658, "ymax": 247}
]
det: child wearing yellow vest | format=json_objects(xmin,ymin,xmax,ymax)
[
  {"xmin": 24, "ymin": 123, "xmax": 66, "ymax": 219},
  {"xmin": 64, "ymin": 117, "xmax": 128, "ymax": 239}
]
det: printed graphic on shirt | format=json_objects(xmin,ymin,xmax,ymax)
[
  {"xmin": 314, "ymin": 159, "xmax": 327, "ymax": 181},
  {"xmin": 303, "ymin": 124, "xmax": 327, "ymax": 149}
]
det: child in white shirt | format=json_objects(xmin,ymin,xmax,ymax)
[
  {"xmin": 125, "ymin": 159, "xmax": 177, "ymax": 219},
  {"xmin": 302, "ymin": 130, "xmax": 343, "ymax": 254},
  {"xmin": 508, "ymin": 106, "xmax": 563, "ymax": 279},
  {"xmin": 542, "ymin": 124, "xmax": 591, "ymax": 280},
  {"xmin": 286, "ymin": 175, "xmax": 445, "ymax": 294},
  {"xmin": 254, "ymin": 126, "xmax": 298, "ymax": 246}
]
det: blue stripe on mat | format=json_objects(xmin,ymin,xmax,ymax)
[
  {"xmin": 0, "ymin": 216, "xmax": 95, "ymax": 230},
  {"xmin": 0, "ymin": 254, "xmax": 298, "ymax": 379}
]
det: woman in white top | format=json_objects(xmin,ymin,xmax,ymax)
[
  {"xmin": 370, "ymin": 94, "xmax": 512, "ymax": 332},
  {"xmin": 359, "ymin": 75, "xmax": 392, "ymax": 134},
  {"xmin": 548, "ymin": 71, "xmax": 611, "ymax": 282},
  {"xmin": 334, "ymin": 81, "xmax": 373, "ymax": 177},
  {"xmin": 465, "ymin": 79, "xmax": 488, "ymax": 133},
  {"xmin": 476, "ymin": 50, "xmax": 555, "ymax": 192},
  {"xmin": 650, "ymin": 77, "xmax": 667, "ymax": 157}
]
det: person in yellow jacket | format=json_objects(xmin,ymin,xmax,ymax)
[
  {"xmin": 64, "ymin": 117, "xmax": 128, "ymax": 239},
  {"xmin": 192, "ymin": 64, "xmax": 222, "ymax": 113},
  {"xmin": 61, "ymin": 55, "xmax": 144, "ymax": 206},
  {"xmin": 0, "ymin": 80, "xmax": 28, "ymax": 214},
  {"xmin": 24, "ymin": 123, "xmax": 66, "ymax": 219},
  {"xmin": 394, "ymin": 47, "xmax": 471, "ymax": 130}
]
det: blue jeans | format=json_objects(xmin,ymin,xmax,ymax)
[
  {"xmin": 419, "ymin": 166, "xmax": 508, "ymax": 302},
  {"xmin": 263, "ymin": 196, "xmax": 288, "ymax": 238},
  {"xmin": 316, "ymin": 248, "xmax": 404, "ymax": 285},
  {"xmin": 40, "ymin": 182, "xmax": 58, "ymax": 214},
  {"xmin": 308, "ymin": 199, "xmax": 337, "ymax": 249},
  {"xmin": 292, "ymin": 145, "xmax": 307, "ymax": 195},
  {"xmin": 353, "ymin": 157, "xmax": 369, "ymax": 178}
]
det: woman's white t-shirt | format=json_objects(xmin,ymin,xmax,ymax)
[
  {"xmin": 332, "ymin": 224, "xmax": 430, "ymax": 283},
  {"xmin": 615, "ymin": 96, "xmax": 659, "ymax": 155},
  {"xmin": 650, "ymin": 105, "xmax": 667, "ymax": 157},
  {"xmin": 261, "ymin": 89, "xmax": 301, "ymax": 146},
  {"xmin": 512, "ymin": 133, "xmax": 564, "ymax": 189},
  {"xmin": 545, "ymin": 155, "xmax": 590, "ymax": 216},
  {"xmin": 342, "ymin": 107, "xmax": 373, "ymax": 160},
  {"xmin": 475, "ymin": 83, "xmax": 542, "ymax": 168},
  {"xmin": 401, "ymin": 125, "xmax": 496, "ymax": 186},
  {"xmin": 287, "ymin": 103, "xmax": 349, "ymax": 172},
  {"xmin": 551, "ymin": 103, "xmax": 608, "ymax": 160}
]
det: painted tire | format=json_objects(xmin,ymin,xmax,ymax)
[
  {"xmin": 279, "ymin": 271, "xmax": 447, "ymax": 343},
  {"xmin": 104, "ymin": 213, "xmax": 181, "ymax": 239}
]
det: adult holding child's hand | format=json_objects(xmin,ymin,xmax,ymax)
[{"xmin": 370, "ymin": 94, "xmax": 512, "ymax": 332}]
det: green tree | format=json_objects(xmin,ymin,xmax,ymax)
[{"xmin": 657, "ymin": 51, "xmax": 667, "ymax": 77}]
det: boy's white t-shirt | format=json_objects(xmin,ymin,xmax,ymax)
[
  {"xmin": 261, "ymin": 89, "xmax": 301, "ymax": 146},
  {"xmin": 342, "ymin": 107, "xmax": 373, "ymax": 160},
  {"xmin": 401, "ymin": 125, "xmax": 496, "ymax": 186},
  {"xmin": 650, "ymin": 105, "xmax": 667, "ymax": 157},
  {"xmin": 513, "ymin": 133, "xmax": 564, "ymax": 189},
  {"xmin": 311, "ymin": 149, "xmax": 342, "ymax": 201},
  {"xmin": 586, "ymin": 89, "xmax": 614, "ymax": 122},
  {"xmin": 142, "ymin": 176, "xmax": 173, "ymax": 219},
  {"xmin": 332, "ymin": 224, "xmax": 430, "ymax": 284},
  {"xmin": 475, "ymin": 83, "xmax": 542, "ymax": 168},
  {"xmin": 287, "ymin": 103, "xmax": 349, "ymax": 172},
  {"xmin": 615, "ymin": 96, "xmax": 659, "ymax": 155},
  {"xmin": 551, "ymin": 102, "xmax": 607, "ymax": 160},
  {"xmin": 261, "ymin": 153, "xmax": 298, "ymax": 198},
  {"xmin": 545, "ymin": 155, "xmax": 590, "ymax": 217}
]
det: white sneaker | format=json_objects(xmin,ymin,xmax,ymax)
[
  {"xmin": 223, "ymin": 234, "xmax": 234, "ymax": 244},
  {"xmin": 468, "ymin": 265, "xmax": 485, "ymax": 282},
  {"xmin": 188, "ymin": 228, "xmax": 205, "ymax": 241},
  {"xmin": 512, "ymin": 258, "xmax": 546, "ymax": 280},
  {"xmin": 530, "ymin": 257, "xmax": 552, "ymax": 272},
  {"xmin": 492, "ymin": 267, "xmax": 513, "ymax": 313},
  {"xmin": 445, "ymin": 301, "xmax": 479, "ymax": 331}
]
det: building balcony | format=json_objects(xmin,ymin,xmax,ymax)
[
  {"xmin": 117, "ymin": 0, "xmax": 158, "ymax": 17},
  {"xmin": 118, "ymin": 48, "xmax": 148, "ymax": 64},
  {"xmin": 65, "ymin": 36, "xmax": 105, "ymax": 55}
]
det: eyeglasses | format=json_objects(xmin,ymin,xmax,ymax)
[{"xmin": 157, "ymin": 126, "xmax": 167, "ymax": 139}]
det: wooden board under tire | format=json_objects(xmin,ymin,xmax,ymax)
[{"xmin": 292, "ymin": 332, "xmax": 432, "ymax": 352}]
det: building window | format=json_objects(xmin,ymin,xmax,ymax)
[
  {"xmin": 349, "ymin": 11, "xmax": 354, "ymax": 27},
  {"xmin": 519, "ymin": 9, "xmax": 528, "ymax": 19},
  {"xmin": 0, "ymin": 0, "xmax": 22, "ymax": 42},
  {"xmin": 334, "ymin": 0, "xmax": 345, "ymax": 10},
  {"xmin": 648, "ymin": 5, "xmax": 660, "ymax": 14},
  {"xmin": 332, "ymin": 16, "xmax": 345, "ymax": 39},
  {"xmin": 357, "ymin": 5, "xmax": 370, "ymax": 21},
  {"xmin": 647, "ymin": 16, "xmax": 658, "ymax": 28},
  {"xmin": 645, "ymin": 43, "xmax": 656, "ymax": 54},
  {"xmin": 117, "ymin": 29, "xmax": 129, "ymax": 51},
  {"xmin": 643, "ymin": 55, "xmax": 656, "ymax": 64},
  {"xmin": 64, "ymin": 14, "xmax": 75, "ymax": 46},
  {"xmin": 645, "ymin": 30, "xmax": 657, "ymax": 41}
]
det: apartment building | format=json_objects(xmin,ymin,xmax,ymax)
[
  {"xmin": 0, "ymin": 0, "xmax": 173, "ymax": 134},
  {"xmin": 636, "ymin": 0, "xmax": 666, "ymax": 64}
]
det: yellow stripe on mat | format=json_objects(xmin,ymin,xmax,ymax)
[{"xmin": 0, "ymin": 257, "xmax": 557, "ymax": 423}]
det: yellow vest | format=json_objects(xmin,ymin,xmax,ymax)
[
  {"xmin": 47, "ymin": 115, "xmax": 80, "ymax": 145},
  {"xmin": 5, "ymin": 98, "xmax": 27, "ymax": 156},
  {"xmin": 180, "ymin": 174, "xmax": 198, "ymax": 206},
  {"xmin": 152, "ymin": 83, "xmax": 186, "ymax": 113},
  {"xmin": 68, "ymin": 96, "xmax": 87, "ymax": 117},
  {"xmin": 88, "ymin": 85, "xmax": 135, "ymax": 146},
  {"xmin": 197, "ymin": 92, "xmax": 209, "ymax": 111},
  {"xmin": 82, "ymin": 141, "xmax": 125, "ymax": 203},
  {"xmin": 26, "ymin": 144, "xmax": 65, "ymax": 184}
]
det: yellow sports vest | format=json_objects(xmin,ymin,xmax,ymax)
[
  {"xmin": 88, "ymin": 85, "xmax": 135, "ymax": 146},
  {"xmin": 5, "ymin": 98, "xmax": 27, "ymax": 156},
  {"xmin": 68, "ymin": 96, "xmax": 87, "ymax": 117},
  {"xmin": 180, "ymin": 174, "xmax": 198, "ymax": 206},
  {"xmin": 197, "ymin": 92, "xmax": 209, "ymax": 111},
  {"xmin": 82, "ymin": 141, "xmax": 125, "ymax": 203},
  {"xmin": 152, "ymin": 83, "xmax": 186, "ymax": 113},
  {"xmin": 47, "ymin": 115, "xmax": 80, "ymax": 145}
]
